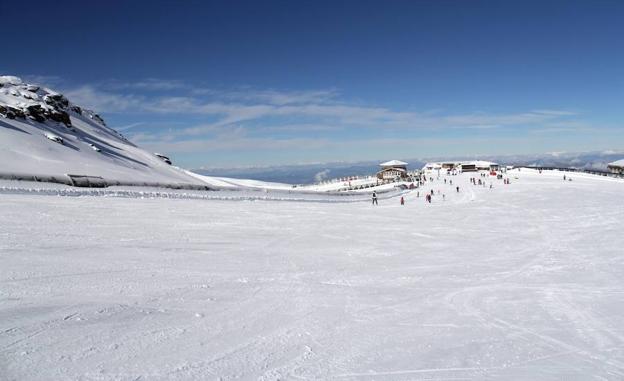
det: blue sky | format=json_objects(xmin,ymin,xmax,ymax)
[{"xmin": 2, "ymin": 0, "xmax": 623, "ymax": 168}]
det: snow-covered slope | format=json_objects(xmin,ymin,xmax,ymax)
[
  {"xmin": 2, "ymin": 170, "xmax": 624, "ymax": 380},
  {"xmin": 0, "ymin": 76, "xmax": 203, "ymax": 185}
]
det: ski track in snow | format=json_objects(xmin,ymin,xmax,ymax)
[{"xmin": 1, "ymin": 169, "xmax": 624, "ymax": 380}]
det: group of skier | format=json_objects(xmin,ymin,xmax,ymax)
[
  {"xmin": 371, "ymin": 169, "xmax": 517, "ymax": 206},
  {"xmin": 373, "ymin": 183, "xmax": 458, "ymax": 205}
]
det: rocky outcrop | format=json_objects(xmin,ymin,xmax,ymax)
[
  {"xmin": 92, "ymin": 113, "xmax": 106, "ymax": 126},
  {"xmin": 49, "ymin": 110, "xmax": 71, "ymax": 126},
  {"xmin": 0, "ymin": 76, "xmax": 98, "ymax": 128},
  {"xmin": 43, "ymin": 93, "xmax": 70, "ymax": 109},
  {"xmin": 70, "ymin": 105, "xmax": 82, "ymax": 115},
  {"xmin": 1, "ymin": 105, "xmax": 26, "ymax": 119},
  {"xmin": 26, "ymin": 105, "xmax": 47, "ymax": 122}
]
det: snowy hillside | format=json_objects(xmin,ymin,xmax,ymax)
[{"xmin": 0, "ymin": 76, "xmax": 204, "ymax": 186}]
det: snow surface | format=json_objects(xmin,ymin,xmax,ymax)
[
  {"xmin": 2, "ymin": 169, "xmax": 624, "ymax": 380},
  {"xmin": 0, "ymin": 113, "xmax": 203, "ymax": 185}
]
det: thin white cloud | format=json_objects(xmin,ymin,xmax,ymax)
[
  {"xmin": 104, "ymin": 78, "xmax": 190, "ymax": 91},
  {"xmin": 115, "ymin": 122, "xmax": 145, "ymax": 132},
  {"xmin": 531, "ymin": 109, "xmax": 578, "ymax": 116},
  {"xmin": 63, "ymin": 85, "xmax": 146, "ymax": 112},
  {"xmin": 222, "ymin": 88, "xmax": 339, "ymax": 105},
  {"xmin": 20, "ymin": 74, "xmax": 64, "ymax": 88},
  {"xmin": 56, "ymin": 79, "xmax": 584, "ymax": 150}
]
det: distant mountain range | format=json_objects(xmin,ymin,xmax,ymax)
[{"xmin": 194, "ymin": 151, "xmax": 624, "ymax": 185}]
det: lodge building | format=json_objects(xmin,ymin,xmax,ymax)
[
  {"xmin": 460, "ymin": 161, "xmax": 499, "ymax": 172},
  {"xmin": 608, "ymin": 159, "xmax": 624, "ymax": 175},
  {"xmin": 377, "ymin": 160, "xmax": 409, "ymax": 180}
]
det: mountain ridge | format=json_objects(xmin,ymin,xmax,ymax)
[{"xmin": 0, "ymin": 75, "xmax": 203, "ymax": 186}]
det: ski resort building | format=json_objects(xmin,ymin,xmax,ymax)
[
  {"xmin": 474, "ymin": 161, "xmax": 499, "ymax": 171},
  {"xmin": 441, "ymin": 162, "xmax": 459, "ymax": 169},
  {"xmin": 459, "ymin": 163, "xmax": 477, "ymax": 172},
  {"xmin": 424, "ymin": 161, "xmax": 496, "ymax": 172},
  {"xmin": 377, "ymin": 160, "xmax": 409, "ymax": 180},
  {"xmin": 608, "ymin": 159, "xmax": 624, "ymax": 174},
  {"xmin": 460, "ymin": 161, "xmax": 499, "ymax": 172},
  {"xmin": 423, "ymin": 162, "xmax": 442, "ymax": 171}
]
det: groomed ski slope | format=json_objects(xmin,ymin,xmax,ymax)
[{"xmin": 1, "ymin": 169, "xmax": 624, "ymax": 380}]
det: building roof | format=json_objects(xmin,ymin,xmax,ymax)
[
  {"xmin": 423, "ymin": 162, "xmax": 442, "ymax": 169},
  {"xmin": 462, "ymin": 160, "xmax": 498, "ymax": 167},
  {"xmin": 380, "ymin": 160, "xmax": 408, "ymax": 167},
  {"xmin": 608, "ymin": 159, "xmax": 624, "ymax": 167}
]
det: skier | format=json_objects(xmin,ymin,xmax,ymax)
[
  {"xmin": 400, "ymin": 196, "xmax": 405, "ymax": 205},
  {"xmin": 372, "ymin": 191, "xmax": 378, "ymax": 205},
  {"xmin": 456, "ymin": 186, "xmax": 460, "ymax": 193}
]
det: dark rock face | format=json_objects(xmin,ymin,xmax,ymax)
[
  {"xmin": 26, "ymin": 105, "xmax": 47, "ymax": 122},
  {"xmin": 93, "ymin": 114, "xmax": 106, "ymax": 126},
  {"xmin": 49, "ymin": 110, "xmax": 71, "ymax": 126},
  {"xmin": 0, "ymin": 98, "xmax": 72, "ymax": 127},
  {"xmin": 7, "ymin": 106, "xmax": 25, "ymax": 119},
  {"xmin": 44, "ymin": 94, "xmax": 70, "ymax": 109},
  {"xmin": 70, "ymin": 105, "xmax": 82, "ymax": 115},
  {"xmin": 21, "ymin": 104, "xmax": 71, "ymax": 126}
]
